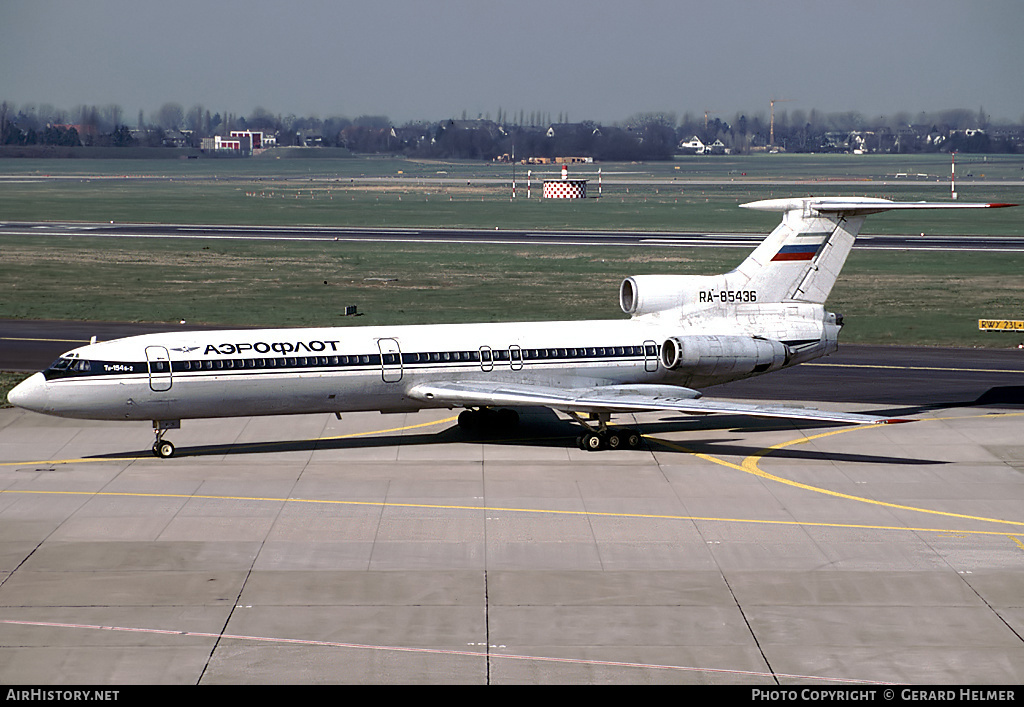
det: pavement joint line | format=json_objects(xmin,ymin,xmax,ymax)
[{"xmin": 0, "ymin": 619, "xmax": 892, "ymax": 684}]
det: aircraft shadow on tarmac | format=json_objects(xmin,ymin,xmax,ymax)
[
  {"xmin": 858, "ymin": 385, "xmax": 1024, "ymax": 419},
  {"xmin": 92, "ymin": 405, "xmax": 947, "ymax": 467}
]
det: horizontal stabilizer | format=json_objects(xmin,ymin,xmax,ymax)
[{"xmin": 741, "ymin": 197, "xmax": 1016, "ymax": 215}]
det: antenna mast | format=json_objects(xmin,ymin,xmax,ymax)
[{"xmin": 769, "ymin": 98, "xmax": 793, "ymax": 149}]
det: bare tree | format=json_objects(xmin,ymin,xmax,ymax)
[
  {"xmin": 100, "ymin": 104, "xmax": 123, "ymax": 133},
  {"xmin": 155, "ymin": 102, "xmax": 184, "ymax": 130},
  {"xmin": 186, "ymin": 104, "xmax": 205, "ymax": 135}
]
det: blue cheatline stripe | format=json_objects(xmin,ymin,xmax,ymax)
[{"xmin": 43, "ymin": 344, "xmax": 661, "ymax": 381}]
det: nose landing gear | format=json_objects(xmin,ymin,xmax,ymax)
[{"xmin": 152, "ymin": 420, "xmax": 180, "ymax": 458}]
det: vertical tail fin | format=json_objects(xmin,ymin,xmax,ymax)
[{"xmin": 732, "ymin": 198, "xmax": 1013, "ymax": 304}]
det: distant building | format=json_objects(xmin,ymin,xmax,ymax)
[
  {"xmin": 230, "ymin": 130, "xmax": 275, "ymax": 150},
  {"xmin": 201, "ymin": 134, "xmax": 252, "ymax": 154},
  {"xmin": 297, "ymin": 129, "xmax": 323, "ymax": 147}
]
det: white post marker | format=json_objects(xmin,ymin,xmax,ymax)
[{"xmin": 951, "ymin": 152, "xmax": 957, "ymax": 200}]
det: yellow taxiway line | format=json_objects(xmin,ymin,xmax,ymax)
[
  {"xmin": 3, "ymin": 410, "xmax": 1024, "ymax": 538},
  {"xmin": 648, "ymin": 410, "xmax": 1024, "ymax": 531}
]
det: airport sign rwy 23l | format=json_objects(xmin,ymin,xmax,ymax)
[{"xmin": 979, "ymin": 319, "xmax": 1024, "ymax": 331}]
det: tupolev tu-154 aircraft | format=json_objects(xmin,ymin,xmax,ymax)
[{"xmin": 8, "ymin": 197, "xmax": 1014, "ymax": 457}]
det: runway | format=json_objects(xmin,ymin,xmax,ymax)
[
  {"xmin": 3, "ymin": 220, "xmax": 1024, "ymax": 252},
  {"xmin": 2, "ymin": 341, "xmax": 1023, "ymax": 683}
]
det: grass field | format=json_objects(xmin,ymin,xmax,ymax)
[
  {"xmin": 1, "ymin": 153, "xmax": 1022, "ymax": 356},
  {"xmin": 1, "ymin": 153, "xmax": 1022, "ymax": 233},
  {"xmin": 2, "ymin": 235, "xmax": 1022, "ymax": 347}
]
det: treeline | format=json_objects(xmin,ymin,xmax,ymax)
[{"xmin": 2, "ymin": 101, "xmax": 1021, "ymax": 159}]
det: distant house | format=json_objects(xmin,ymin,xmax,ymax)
[
  {"xmin": 822, "ymin": 132, "xmax": 850, "ymax": 152},
  {"xmin": 677, "ymin": 135, "xmax": 705, "ymax": 154},
  {"xmin": 848, "ymin": 131, "xmax": 872, "ymax": 154},
  {"xmin": 546, "ymin": 123, "xmax": 601, "ymax": 139},
  {"xmin": 447, "ymin": 119, "xmax": 505, "ymax": 139},
  {"xmin": 705, "ymin": 138, "xmax": 729, "ymax": 155},
  {"xmin": 390, "ymin": 125, "xmax": 431, "ymax": 150},
  {"xmin": 162, "ymin": 130, "xmax": 189, "ymax": 148},
  {"xmin": 926, "ymin": 127, "xmax": 947, "ymax": 147}
]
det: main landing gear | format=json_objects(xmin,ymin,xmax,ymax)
[
  {"xmin": 456, "ymin": 407, "xmax": 643, "ymax": 451},
  {"xmin": 457, "ymin": 407, "xmax": 520, "ymax": 434},
  {"xmin": 152, "ymin": 420, "xmax": 180, "ymax": 458},
  {"xmin": 568, "ymin": 411, "xmax": 643, "ymax": 452}
]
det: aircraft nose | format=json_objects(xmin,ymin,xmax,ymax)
[{"xmin": 7, "ymin": 372, "xmax": 49, "ymax": 412}]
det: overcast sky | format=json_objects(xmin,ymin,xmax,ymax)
[{"xmin": 3, "ymin": 0, "xmax": 1022, "ymax": 126}]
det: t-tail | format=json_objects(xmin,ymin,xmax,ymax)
[
  {"xmin": 736, "ymin": 197, "xmax": 1014, "ymax": 305},
  {"xmin": 620, "ymin": 197, "xmax": 1014, "ymax": 317}
]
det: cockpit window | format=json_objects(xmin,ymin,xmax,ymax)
[{"xmin": 46, "ymin": 357, "xmax": 90, "ymax": 374}]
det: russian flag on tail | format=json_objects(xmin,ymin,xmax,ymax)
[{"xmin": 771, "ymin": 242, "xmax": 822, "ymax": 261}]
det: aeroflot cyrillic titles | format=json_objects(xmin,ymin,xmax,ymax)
[{"xmin": 8, "ymin": 198, "xmax": 1014, "ymax": 457}]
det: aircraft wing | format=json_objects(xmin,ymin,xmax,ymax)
[{"xmin": 407, "ymin": 381, "xmax": 909, "ymax": 425}]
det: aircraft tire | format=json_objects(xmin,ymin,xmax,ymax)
[
  {"xmin": 153, "ymin": 441, "xmax": 175, "ymax": 459},
  {"xmin": 624, "ymin": 430, "xmax": 642, "ymax": 449},
  {"xmin": 458, "ymin": 410, "xmax": 479, "ymax": 432},
  {"xmin": 606, "ymin": 432, "xmax": 622, "ymax": 450},
  {"xmin": 497, "ymin": 408, "xmax": 519, "ymax": 428},
  {"xmin": 582, "ymin": 432, "xmax": 604, "ymax": 451}
]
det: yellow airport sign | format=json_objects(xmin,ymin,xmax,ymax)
[{"xmin": 979, "ymin": 319, "xmax": 1024, "ymax": 331}]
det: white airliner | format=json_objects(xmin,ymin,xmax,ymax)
[{"xmin": 8, "ymin": 197, "xmax": 1013, "ymax": 457}]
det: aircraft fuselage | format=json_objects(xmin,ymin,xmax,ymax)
[{"xmin": 12, "ymin": 309, "xmax": 833, "ymax": 422}]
